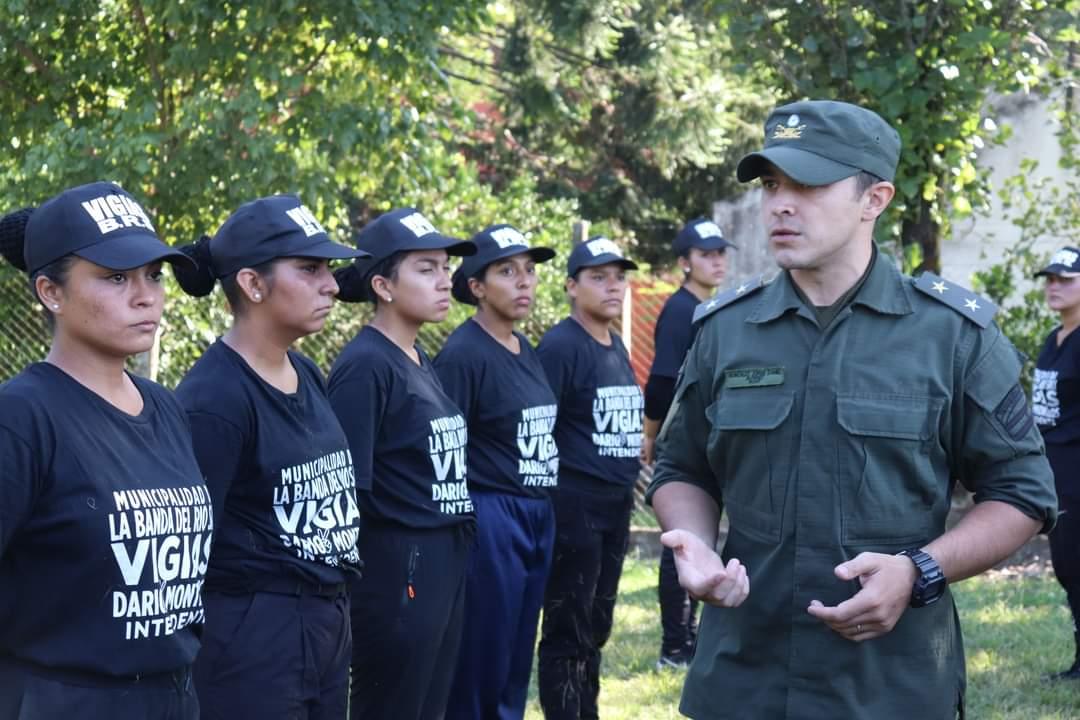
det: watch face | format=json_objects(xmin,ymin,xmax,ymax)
[{"xmin": 906, "ymin": 549, "xmax": 946, "ymax": 608}]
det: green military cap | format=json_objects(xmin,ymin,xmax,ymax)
[{"xmin": 736, "ymin": 100, "xmax": 901, "ymax": 186}]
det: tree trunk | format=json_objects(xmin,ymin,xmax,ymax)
[{"xmin": 903, "ymin": 196, "xmax": 941, "ymax": 275}]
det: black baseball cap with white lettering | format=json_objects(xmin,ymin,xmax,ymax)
[
  {"xmin": 354, "ymin": 207, "xmax": 476, "ymax": 266},
  {"xmin": 208, "ymin": 194, "xmax": 368, "ymax": 278},
  {"xmin": 452, "ymin": 223, "xmax": 555, "ymax": 305},
  {"xmin": 1035, "ymin": 246, "xmax": 1080, "ymax": 278},
  {"xmin": 737, "ymin": 100, "xmax": 901, "ymax": 186},
  {"xmin": 334, "ymin": 207, "xmax": 476, "ymax": 303},
  {"xmin": 24, "ymin": 181, "xmax": 190, "ymax": 275},
  {"xmin": 566, "ymin": 236, "xmax": 638, "ymax": 277},
  {"xmin": 672, "ymin": 218, "xmax": 734, "ymax": 256}
]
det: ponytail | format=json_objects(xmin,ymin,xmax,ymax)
[
  {"xmin": 450, "ymin": 268, "xmax": 478, "ymax": 306},
  {"xmin": 172, "ymin": 235, "xmax": 217, "ymax": 297},
  {"xmin": 0, "ymin": 208, "xmax": 34, "ymax": 272}
]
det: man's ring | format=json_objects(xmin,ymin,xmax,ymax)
[{"xmin": 856, "ymin": 624, "xmax": 862, "ymax": 633}]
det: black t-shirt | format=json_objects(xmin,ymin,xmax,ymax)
[
  {"xmin": 1033, "ymin": 326, "xmax": 1080, "ymax": 498},
  {"xmin": 176, "ymin": 341, "xmax": 361, "ymax": 591},
  {"xmin": 0, "ymin": 364, "xmax": 210, "ymax": 676},
  {"xmin": 650, "ymin": 286, "xmax": 699, "ymax": 379},
  {"xmin": 328, "ymin": 326, "xmax": 476, "ymax": 529},
  {"xmin": 537, "ymin": 317, "xmax": 644, "ymax": 492},
  {"xmin": 646, "ymin": 286, "xmax": 700, "ymax": 421},
  {"xmin": 433, "ymin": 318, "xmax": 559, "ymax": 498}
]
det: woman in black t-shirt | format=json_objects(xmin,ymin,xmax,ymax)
[
  {"xmin": 434, "ymin": 224, "xmax": 558, "ymax": 720},
  {"xmin": 536, "ymin": 237, "xmax": 643, "ymax": 720},
  {"xmin": 1034, "ymin": 247, "xmax": 1080, "ymax": 681},
  {"xmin": 327, "ymin": 208, "xmax": 477, "ymax": 720},
  {"xmin": 173, "ymin": 195, "xmax": 365, "ymax": 719},
  {"xmin": 643, "ymin": 218, "xmax": 732, "ymax": 670},
  {"xmin": 0, "ymin": 183, "xmax": 209, "ymax": 720}
]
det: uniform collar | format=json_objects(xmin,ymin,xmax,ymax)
[{"xmin": 747, "ymin": 245, "xmax": 913, "ymax": 324}]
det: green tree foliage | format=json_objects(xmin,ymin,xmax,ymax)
[
  {"xmin": 709, "ymin": 0, "xmax": 1073, "ymax": 273},
  {"xmin": 0, "ymin": 1, "xmax": 596, "ymax": 384},
  {"xmin": 0, "ymin": 1, "xmax": 485, "ymax": 238},
  {"xmin": 972, "ymin": 114, "xmax": 1079, "ymax": 390},
  {"xmin": 438, "ymin": 0, "xmax": 774, "ymax": 263}
]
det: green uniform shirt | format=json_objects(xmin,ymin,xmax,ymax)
[{"xmin": 648, "ymin": 249, "xmax": 1056, "ymax": 720}]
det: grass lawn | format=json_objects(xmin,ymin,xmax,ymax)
[{"xmin": 524, "ymin": 552, "xmax": 1080, "ymax": 719}]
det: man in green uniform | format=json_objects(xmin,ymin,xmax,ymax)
[{"xmin": 646, "ymin": 99, "xmax": 1057, "ymax": 720}]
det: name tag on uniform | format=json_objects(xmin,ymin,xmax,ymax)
[{"xmin": 724, "ymin": 367, "xmax": 785, "ymax": 389}]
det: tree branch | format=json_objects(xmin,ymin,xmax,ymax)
[
  {"xmin": 128, "ymin": 0, "xmax": 167, "ymax": 130},
  {"xmin": 439, "ymin": 44, "xmax": 511, "ymax": 79},
  {"xmin": 438, "ymin": 66, "xmax": 515, "ymax": 96},
  {"xmin": 11, "ymin": 38, "xmax": 54, "ymax": 81}
]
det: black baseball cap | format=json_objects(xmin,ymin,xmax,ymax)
[
  {"xmin": 566, "ymin": 236, "xmax": 637, "ymax": 277},
  {"xmin": 24, "ymin": 181, "xmax": 190, "ymax": 275},
  {"xmin": 353, "ymin": 207, "xmax": 475, "ymax": 267},
  {"xmin": 737, "ymin": 100, "xmax": 901, "ymax": 186},
  {"xmin": 209, "ymin": 194, "xmax": 367, "ymax": 278},
  {"xmin": 673, "ymin": 218, "xmax": 734, "ymax": 256},
  {"xmin": 451, "ymin": 224, "xmax": 555, "ymax": 305},
  {"xmin": 1035, "ymin": 247, "xmax": 1080, "ymax": 278}
]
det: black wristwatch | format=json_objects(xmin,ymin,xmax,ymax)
[{"xmin": 897, "ymin": 549, "xmax": 946, "ymax": 608}]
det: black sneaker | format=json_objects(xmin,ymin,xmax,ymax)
[
  {"xmin": 656, "ymin": 651, "xmax": 691, "ymax": 670},
  {"xmin": 1047, "ymin": 662, "xmax": 1080, "ymax": 681}
]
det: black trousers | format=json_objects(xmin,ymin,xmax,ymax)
[
  {"xmin": 658, "ymin": 546, "xmax": 699, "ymax": 657},
  {"xmin": 349, "ymin": 522, "xmax": 470, "ymax": 720},
  {"xmin": 538, "ymin": 484, "xmax": 633, "ymax": 720},
  {"xmin": 0, "ymin": 657, "xmax": 197, "ymax": 720},
  {"xmin": 1050, "ymin": 495, "xmax": 1080, "ymax": 641},
  {"xmin": 194, "ymin": 589, "xmax": 350, "ymax": 720}
]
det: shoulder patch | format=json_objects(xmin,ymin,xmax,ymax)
[
  {"xmin": 692, "ymin": 276, "xmax": 765, "ymax": 325},
  {"xmin": 913, "ymin": 272, "xmax": 997, "ymax": 328}
]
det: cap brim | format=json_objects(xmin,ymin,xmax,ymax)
[
  {"xmin": 402, "ymin": 234, "xmax": 477, "ymax": 257},
  {"xmin": 686, "ymin": 237, "xmax": 734, "ymax": 252},
  {"xmin": 1035, "ymin": 266, "xmax": 1080, "ymax": 279},
  {"xmin": 571, "ymin": 255, "xmax": 638, "ymax": 275},
  {"xmin": 75, "ymin": 232, "xmax": 195, "ymax": 270},
  {"xmin": 736, "ymin": 146, "xmax": 859, "ymax": 186},
  {"xmin": 291, "ymin": 237, "xmax": 372, "ymax": 261},
  {"xmin": 462, "ymin": 245, "xmax": 557, "ymax": 279}
]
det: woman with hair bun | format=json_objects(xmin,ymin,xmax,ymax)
[
  {"xmin": 434, "ymin": 223, "xmax": 559, "ymax": 720},
  {"xmin": 326, "ymin": 208, "xmax": 476, "ymax": 720},
  {"xmin": 173, "ymin": 195, "xmax": 366, "ymax": 719},
  {"xmin": 0, "ymin": 182, "xmax": 210, "ymax": 719}
]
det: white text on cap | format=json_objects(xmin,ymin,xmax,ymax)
[
  {"xmin": 399, "ymin": 211, "xmax": 438, "ymax": 237},
  {"xmin": 285, "ymin": 205, "xmax": 327, "ymax": 237},
  {"xmin": 491, "ymin": 227, "xmax": 529, "ymax": 249},
  {"xmin": 80, "ymin": 193, "xmax": 155, "ymax": 235},
  {"xmin": 695, "ymin": 222, "xmax": 723, "ymax": 240},
  {"xmin": 586, "ymin": 238, "xmax": 622, "ymax": 257}
]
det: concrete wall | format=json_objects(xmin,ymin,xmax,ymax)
[{"xmin": 710, "ymin": 93, "xmax": 1074, "ymax": 290}]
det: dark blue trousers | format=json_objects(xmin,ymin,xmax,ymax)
[
  {"xmin": 446, "ymin": 491, "xmax": 555, "ymax": 720},
  {"xmin": 0, "ymin": 657, "xmax": 197, "ymax": 719},
  {"xmin": 193, "ymin": 590, "xmax": 351, "ymax": 720},
  {"xmin": 537, "ymin": 485, "xmax": 633, "ymax": 720},
  {"xmin": 349, "ymin": 522, "xmax": 470, "ymax": 720},
  {"xmin": 658, "ymin": 546, "xmax": 699, "ymax": 657}
]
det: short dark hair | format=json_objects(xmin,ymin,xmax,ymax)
[
  {"xmin": 854, "ymin": 170, "xmax": 885, "ymax": 197},
  {"xmin": 221, "ymin": 258, "xmax": 278, "ymax": 314},
  {"xmin": 30, "ymin": 256, "xmax": 77, "ymax": 330},
  {"xmin": 368, "ymin": 250, "xmax": 407, "ymax": 305}
]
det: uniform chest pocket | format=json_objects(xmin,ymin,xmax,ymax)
[
  {"xmin": 836, "ymin": 393, "xmax": 947, "ymax": 547},
  {"xmin": 707, "ymin": 391, "xmax": 796, "ymax": 543}
]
